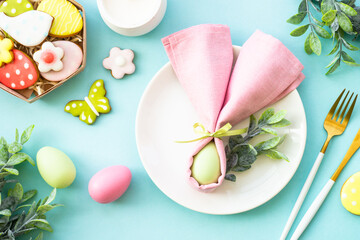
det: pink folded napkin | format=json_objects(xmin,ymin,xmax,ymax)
[{"xmin": 162, "ymin": 24, "xmax": 305, "ymax": 191}]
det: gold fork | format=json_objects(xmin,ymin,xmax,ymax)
[
  {"xmin": 321, "ymin": 90, "xmax": 357, "ymax": 152},
  {"xmin": 280, "ymin": 89, "xmax": 358, "ymax": 240}
]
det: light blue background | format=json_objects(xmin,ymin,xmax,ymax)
[{"xmin": 1, "ymin": 0, "xmax": 360, "ymax": 239}]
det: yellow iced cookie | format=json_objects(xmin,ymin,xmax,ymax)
[
  {"xmin": 341, "ymin": 172, "xmax": 360, "ymax": 215},
  {"xmin": 0, "ymin": 37, "xmax": 14, "ymax": 67},
  {"xmin": 37, "ymin": 0, "xmax": 83, "ymax": 37}
]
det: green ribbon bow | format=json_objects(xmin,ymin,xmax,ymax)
[{"xmin": 176, "ymin": 123, "xmax": 248, "ymax": 143}]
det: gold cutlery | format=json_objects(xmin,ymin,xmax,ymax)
[
  {"xmin": 290, "ymin": 128, "xmax": 360, "ymax": 239},
  {"xmin": 281, "ymin": 89, "xmax": 357, "ymax": 240}
]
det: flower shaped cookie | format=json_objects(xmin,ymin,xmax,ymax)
[
  {"xmin": 103, "ymin": 47, "xmax": 135, "ymax": 79},
  {"xmin": 0, "ymin": 37, "xmax": 14, "ymax": 67},
  {"xmin": 33, "ymin": 42, "xmax": 64, "ymax": 73}
]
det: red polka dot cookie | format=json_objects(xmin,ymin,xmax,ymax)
[{"xmin": 0, "ymin": 49, "xmax": 38, "ymax": 89}]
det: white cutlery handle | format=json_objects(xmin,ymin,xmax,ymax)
[
  {"xmin": 290, "ymin": 179, "xmax": 335, "ymax": 240},
  {"xmin": 280, "ymin": 152, "xmax": 324, "ymax": 240}
]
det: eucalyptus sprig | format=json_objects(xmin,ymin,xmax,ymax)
[
  {"xmin": 225, "ymin": 108, "xmax": 290, "ymax": 182},
  {"xmin": 0, "ymin": 126, "xmax": 35, "ymax": 180},
  {"xmin": 288, "ymin": 0, "xmax": 360, "ymax": 74},
  {"xmin": 321, "ymin": 0, "xmax": 360, "ymax": 73},
  {"xmin": 288, "ymin": 0, "xmax": 331, "ymax": 56},
  {"xmin": 0, "ymin": 126, "xmax": 61, "ymax": 240}
]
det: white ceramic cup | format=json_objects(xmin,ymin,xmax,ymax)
[{"xmin": 97, "ymin": 0, "xmax": 167, "ymax": 37}]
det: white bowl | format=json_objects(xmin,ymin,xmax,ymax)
[{"xmin": 97, "ymin": 0, "xmax": 167, "ymax": 37}]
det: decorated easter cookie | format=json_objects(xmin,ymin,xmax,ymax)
[
  {"xmin": 0, "ymin": 37, "xmax": 14, "ymax": 67},
  {"xmin": 0, "ymin": 10, "xmax": 53, "ymax": 47},
  {"xmin": 0, "ymin": 49, "xmax": 38, "ymax": 89},
  {"xmin": 33, "ymin": 42, "xmax": 64, "ymax": 73},
  {"xmin": 64, "ymin": 80, "xmax": 111, "ymax": 125},
  {"xmin": 40, "ymin": 41, "xmax": 83, "ymax": 81},
  {"xmin": 37, "ymin": 0, "xmax": 83, "ymax": 37},
  {"xmin": 103, "ymin": 47, "xmax": 135, "ymax": 79},
  {"xmin": 0, "ymin": 0, "xmax": 33, "ymax": 17},
  {"xmin": 341, "ymin": 172, "xmax": 360, "ymax": 215}
]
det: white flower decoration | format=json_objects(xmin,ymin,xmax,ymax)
[{"xmin": 33, "ymin": 42, "xmax": 64, "ymax": 73}]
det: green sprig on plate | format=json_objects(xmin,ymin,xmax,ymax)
[
  {"xmin": 288, "ymin": 0, "xmax": 360, "ymax": 75},
  {"xmin": 225, "ymin": 108, "xmax": 290, "ymax": 182}
]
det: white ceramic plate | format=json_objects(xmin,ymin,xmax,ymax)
[{"xmin": 136, "ymin": 46, "xmax": 307, "ymax": 215}]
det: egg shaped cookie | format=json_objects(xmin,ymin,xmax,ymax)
[
  {"xmin": 0, "ymin": 0, "xmax": 33, "ymax": 17},
  {"xmin": 40, "ymin": 41, "xmax": 83, "ymax": 81},
  {"xmin": 37, "ymin": 0, "xmax": 83, "ymax": 37},
  {"xmin": 341, "ymin": 172, "xmax": 360, "ymax": 215},
  {"xmin": 0, "ymin": 49, "xmax": 38, "ymax": 89}
]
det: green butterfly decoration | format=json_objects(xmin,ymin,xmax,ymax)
[{"xmin": 64, "ymin": 79, "xmax": 111, "ymax": 125}]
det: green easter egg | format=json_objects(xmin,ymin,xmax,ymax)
[
  {"xmin": 191, "ymin": 141, "xmax": 221, "ymax": 185},
  {"xmin": 37, "ymin": 146, "xmax": 76, "ymax": 188}
]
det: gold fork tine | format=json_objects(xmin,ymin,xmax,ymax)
[
  {"xmin": 333, "ymin": 90, "xmax": 349, "ymax": 121},
  {"xmin": 322, "ymin": 90, "xmax": 357, "ymax": 152},
  {"xmin": 327, "ymin": 89, "xmax": 345, "ymax": 120},
  {"xmin": 342, "ymin": 94, "xmax": 358, "ymax": 126},
  {"xmin": 339, "ymin": 92, "xmax": 354, "ymax": 122}
]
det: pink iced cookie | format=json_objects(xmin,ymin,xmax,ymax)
[
  {"xmin": 103, "ymin": 47, "xmax": 135, "ymax": 79},
  {"xmin": 40, "ymin": 41, "xmax": 83, "ymax": 82}
]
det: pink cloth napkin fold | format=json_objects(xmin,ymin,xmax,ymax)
[{"xmin": 162, "ymin": 24, "xmax": 305, "ymax": 192}]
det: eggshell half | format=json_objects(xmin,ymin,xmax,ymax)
[
  {"xmin": 88, "ymin": 165, "xmax": 132, "ymax": 204},
  {"xmin": 37, "ymin": 146, "xmax": 76, "ymax": 188}
]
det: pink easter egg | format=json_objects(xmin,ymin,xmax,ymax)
[{"xmin": 88, "ymin": 165, "xmax": 132, "ymax": 204}]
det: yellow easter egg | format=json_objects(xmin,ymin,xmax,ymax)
[
  {"xmin": 341, "ymin": 172, "xmax": 360, "ymax": 215},
  {"xmin": 37, "ymin": 0, "xmax": 83, "ymax": 37}
]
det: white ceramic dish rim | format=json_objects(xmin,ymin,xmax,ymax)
[
  {"xmin": 135, "ymin": 46, "xmax": 307, "ymax": 214},
  {"xmin": 97, "ymin": 0, "xmax": 166, "ymax": 29}
]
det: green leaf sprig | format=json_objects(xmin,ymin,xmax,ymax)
[
  {"xmin": 0, "ymin": 126, "xmax": 35, "ymax": 180},
  {"xmin": 322, "ymin": 0, "xmax": 360, "ymax": 73},
  {"xmin": 288, "ymin": 0, "xmax": 360, "ymax": 74},
  {"xmin": 225, "ymin": 108, "xmax": 290, "ymax": 182},
  {"xmin": 288, "ymin": 0, "xmax": 331, "ymax": 56},
  {"xmin": 0, "ymin": 126, "xmax": 61, "ymax": 240}
]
